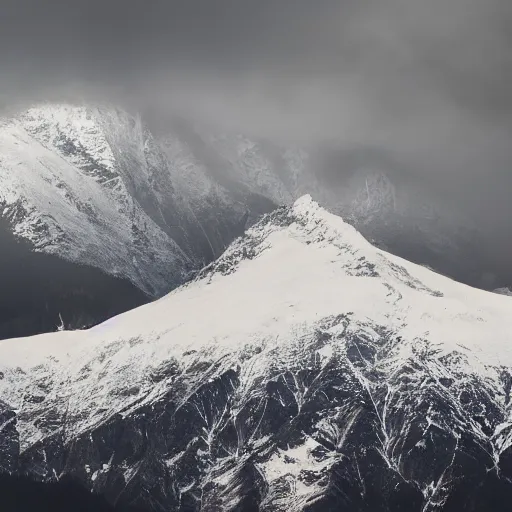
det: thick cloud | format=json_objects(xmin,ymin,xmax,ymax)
[{"xmin": 1, "ymin": 0, "xmax": 511, "ymax": 275}]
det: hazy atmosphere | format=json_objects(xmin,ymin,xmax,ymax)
[
  {"xmin": 1, "ymin": 0, "xmax": 511, "ymax": 263},
  {"xmin": 3, "ymin": 3, "xmax": 512, "ymax": 510}
]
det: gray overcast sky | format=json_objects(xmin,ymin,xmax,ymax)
[{"xmin": 1, "ymin": 0, "xmax": 512, "ymax": 270}]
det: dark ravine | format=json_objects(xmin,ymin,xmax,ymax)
[{"xmin": 0, "ymin": 217, "xmax": 149, "ymax": 340}]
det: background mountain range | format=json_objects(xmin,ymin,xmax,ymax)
[{"xmin": 0, "ymin": 103, "xmax": 504, "ymax": 339}]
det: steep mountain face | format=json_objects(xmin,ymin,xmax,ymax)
[
  {"xmin": 0, "ymin": 105, "xmax": 273, "ymax": 297},
  {"xmin": 0, "ymin": 400, "xmax": 18, "ymax": 475},
  {"xmin": 0, "ymin": 104, "xmax": 282, "ymax": 337},
  {"xmin": 1, "ymin": 197, "xmax": 512, "ymax": 511},
  {"xmin": 308, "ymin": 153, "xmax": 487, "ymax": 287}
]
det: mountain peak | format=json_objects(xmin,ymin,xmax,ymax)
[
  {"xmin": 0, "ymin": 103, "xmax": 499, "ymax": 342},
  {"xmin": 2, "ymin": 201, "xmax": 512, "ymax": 509},
  {"xmin": 2, "ymin": 119, "xmax": 512, "ymax": 509},
  {"xmin": 291, "ymin": 192, "xmax": 316, "ymax": 210}
]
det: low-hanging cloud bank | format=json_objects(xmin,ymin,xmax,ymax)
[{"xmin": 1, "ymin": 0, "xmax": 512, "ymax": 270}]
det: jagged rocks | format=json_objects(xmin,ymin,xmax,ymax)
[{"xmin": 0, "ymin": 400, "xmax": 19, "ymax": 474}]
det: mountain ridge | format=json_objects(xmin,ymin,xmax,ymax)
[
  {"xmin": 0, "ymin": 103, "xmax": 492, "ymax": 297},
  {"xmin": 1, "ymin": 196, "xmax": 512, "ymax": 511}
]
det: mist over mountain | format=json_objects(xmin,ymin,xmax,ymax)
[
  {"xmin": 0, "ymin": 1, "xmax": 511, "ymax": 325},
  {"xmin": 0, "ymin": 0, "xmax": 511, "ymax": 248},
  {"xmin": 1, "ymin": 2, "xmax": 511, "ymax": 511},
  {"xmin": 0, "ymin": 102, "xmax": 507, "ymax": 340}
]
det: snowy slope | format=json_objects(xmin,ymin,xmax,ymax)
[
  {"xmin": 0, "ymin": 106, "xmax": 189, "ymax": 296},
  {"xmin": 1, "ymin": 197, "xmax": 512, "ymax": 511}
]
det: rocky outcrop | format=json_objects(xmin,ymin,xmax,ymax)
[{"xmin": 0, "ymin": 400, "xmax": 18, "ymax": 474}]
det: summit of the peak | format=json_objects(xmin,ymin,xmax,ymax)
[{"xmin": 292, "ymin": 193, "xmax": 315, "ymax": 208}]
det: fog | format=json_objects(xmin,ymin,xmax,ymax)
[{"xmin": 1, "ymin": 0, "xmax": 511, "ymax": 273}]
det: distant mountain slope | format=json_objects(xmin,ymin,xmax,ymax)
[
  {"xmin": 0, "ymin": 103, "xmax": 496, "ymax": 338},
  {"xmin": 0, "ymin": 104, "xmax": 282, "ymax": 337},
  {"xmin": 1, "ymin": 197, "xmax": 512, "ymax": 511}
]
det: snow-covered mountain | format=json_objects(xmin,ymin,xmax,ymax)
[
  {"xmin": 0, "ymin": 103, "xmax": 490, "ymax": 338},
  {"xmin": 0, "ymin": 104, "xmax": 280, "ymax": 297},
  {"xmin": 0, "ymin": 103, "xmax": 487, "ymax": 295},
  {"xmin": 1, "ymin": 197, "xmax": 512, "ymax": 511},
  {"xmin": 0, "ymin": 104, "xmax": 285, "ymax": 337}
]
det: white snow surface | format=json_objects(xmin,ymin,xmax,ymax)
[{"xmin": 1, "ymin": 196, "xmax": 511, "ymax": 453}]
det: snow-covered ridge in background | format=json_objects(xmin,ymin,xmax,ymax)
[
  {"xmin": 1, "ymin": 197, "xmax": 512, "ymax": 511},
  {"xmin": 0, "ymin": 103, "xmax": 486, "ymax": 300},
  {"xmin": 0, "ymin": 105, "xmax": 187, "ymax": 296}
]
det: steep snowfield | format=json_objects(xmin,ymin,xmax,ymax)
[{"xmin": 1, "ymin": 197, "xmax": 512, "ymax": 510}]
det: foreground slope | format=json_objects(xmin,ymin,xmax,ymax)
[{"xmin": 1, "ymin": 196, "xmax": 512, "ymax": 511}]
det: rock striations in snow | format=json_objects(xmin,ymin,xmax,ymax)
[
  {"xmin": 1, "ymin": 196, "xmax": 512, "ymax": 511},
  {"xmin": 494, "ymin": 287, "xmax": 512, "ymax": 297}
]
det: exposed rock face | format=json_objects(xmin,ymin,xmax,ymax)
[
  {"xmin": 0, "ymin": 400, "xmax": 18, "ymax": 474},
  {"xmin": 1, "ymin": 198, "xmax": 512, "ymax": 511},
  {"xmin": 494, "ymin": 287, "xmax": 512, "ymax": 296}
]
